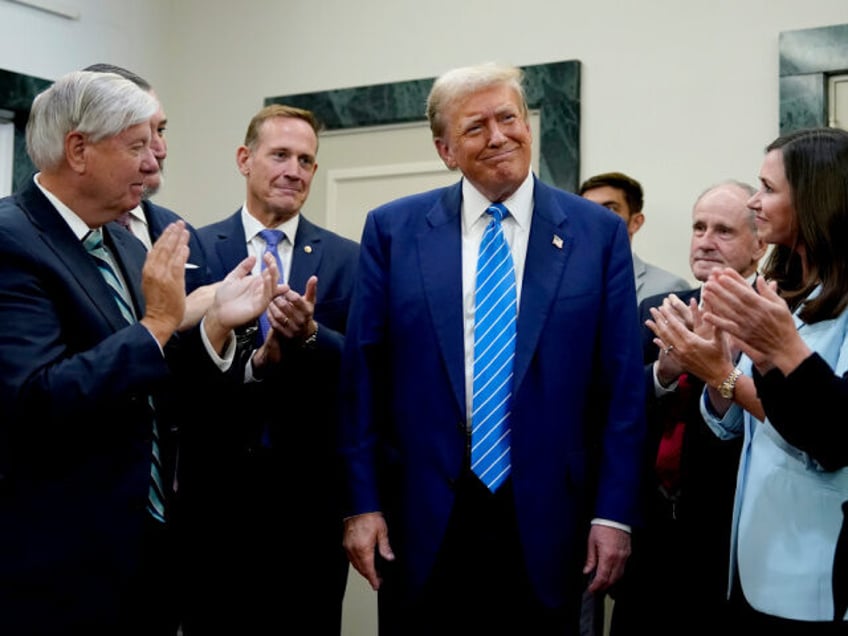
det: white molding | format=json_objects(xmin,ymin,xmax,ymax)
[
  {"xmin": 5, "ymin": 0, "xmax": 80, "ymax": 20},
  {"xmin": 0, "ymin": 121, "xmax": 14, "ymax": 197},
  {"xmin": 829, "ymin": 74, "xmax": 848, "ymax": 130}
]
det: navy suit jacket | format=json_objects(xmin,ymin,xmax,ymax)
[
  {"xmin": 106, "ymin": 199, "xmax": 212, "ymax": 293},
  {"xmin": 619, "ymin": 288, "xmax": 741, "ymax": 615},
  {"xmin": 184, "ymin": 209, "xmax": 359, "ymax": 509},
  {"xmin": 0, "ymin": 177, "xmax": 219, "ymax": 633},
  {"xmin": 174, "ymin": 209, "xmax": 359, "ymax": 630},
  {"xmin": 340, "ymin": 177, "xmax": 647, "ymax": 606}
]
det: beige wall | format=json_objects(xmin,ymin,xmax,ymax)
[{"xmin": 2, "ymin": 1, "xmax": 847, "ymax": 284}]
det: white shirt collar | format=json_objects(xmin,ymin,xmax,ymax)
[
  {"xmin": 461, "ymin": 171, "xmax": 534, "ymax": 232},
  {"xmin": 240, "ymin": 204, "xmax": 300, "ymax": 244},
  {"xmin": 33, "ymin": 173, "xmax": 91, "ymax": 240}
]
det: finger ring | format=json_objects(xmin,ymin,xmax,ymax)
[
  {"xmin": 663, "ymin": 345, "xmax": 674, "ymax": 355},
  {"xmin": 283, "ymin": 316, "xmax": 289, "ymax": 327},
  {"xmin": 663, "ymin": 319, "xmax": 669, "ymax": 325}
]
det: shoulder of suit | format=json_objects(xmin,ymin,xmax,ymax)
[
  {"xmin": 295, "ymin": 217, "xmax": 360, "ymax": 252},
  {"xmin": 196, "ymin": 210, "xmax": 242, "ymax": 238}
]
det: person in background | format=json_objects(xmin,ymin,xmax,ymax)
[
  {"xmin": 339, "ymin": 62, "xmax": 646, "ymax": 636},
  {"xmin": 0, "ymin": 70, "xmax": 279, "ymax": 636},
  {"xmin": 608, "ymin": 180, "xmax": 766, "ymax": 635},
  {"xmin": 82, "ymin": 63, "xmax": 215, "ymax": 327},
  {"xmin": 178, "ymin": 103, "xmax": 357, "ymax": 635},
  {"xmin": 650, "ymin": 127, "xmax": 848, "ymax": 633},
  {"xmin": 580, "ymin": 171, "xmax": 689, "ymax": 303}
]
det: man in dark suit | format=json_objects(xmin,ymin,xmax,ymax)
[
  {"xmin": 608, "ymin": 180, "xmax": 766, "ymax": 635},
  {"xmin": 83, "ymin": 63, "xmax": 215, "ymax": 322},
  {"xmin": 177, "ymin": 104, "xmax": 358, "ymax": 635},
  {"xmin": 0, "ymin": 71, "xmax": 279, "ymax": 636},
  {"xmin": 339, "ymin": 62, "xmax": 646, "ymax": 635}
]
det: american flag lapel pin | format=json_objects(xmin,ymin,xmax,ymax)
[{"xmin": 552, "ymin": 234, "xmax": 563, "ymax": 249}]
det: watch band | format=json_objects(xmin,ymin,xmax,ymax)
[{"xmin": 718, "ymin": 367, "xmax": 742, "ymax": 399}]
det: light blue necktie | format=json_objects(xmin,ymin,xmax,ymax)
[
  {"xmin": 258, "ymin": 229, "xmax": 285, "ymax": 340},
  {"xmin": 83, "ymin": 228, "xmax": 167, "ymax": 522},
  {"xmin": 471, "ymin": 203, "xmax": 516, "ymax": 492}
]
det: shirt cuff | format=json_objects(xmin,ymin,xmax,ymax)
[
  {"xmin": 653, "ymin": 362, "xmax": 679, "ymax": 396},
  {"xmin": 200, "ymin": 318, "xmax": 235, "ymax": 371},
  {"xmin": 591, "ymin": 518, "xmax": 631, "ymax": 533}
]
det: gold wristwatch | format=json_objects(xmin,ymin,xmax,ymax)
[{"xmin": 718, "ymin": 367, "xmax": 742, "ymax": 399}]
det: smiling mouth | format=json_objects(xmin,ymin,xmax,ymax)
[{"xmin": 483, "ymin": 147, "xmax": 518, "ymax": 161}]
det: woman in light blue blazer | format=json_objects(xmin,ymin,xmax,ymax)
[{"xmin": 647, "ymin": 127, "xmax": 848, "ymax": 634}]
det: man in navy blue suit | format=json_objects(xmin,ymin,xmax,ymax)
[
  {"xmin": 340, "ymin": 62, "xmax": 646, "ymax": 635},
  {"xmin": 0, "ymin": 70, "xmax": 278, "ymax": 636},
  {"xmin": 83, "ymin": 63, "xmax": 215, "ymax": 323},
  {"xmin": 178, "ymin": 104, "xmax": 358, "ymax": 635}
]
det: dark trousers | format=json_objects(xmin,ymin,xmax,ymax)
[
  {"xmin": 124, "ymin": 515, "xmax": 181, "ymax": 636},
  {"xmin": 176, "ymin": 449, "xmax": 349, "ymax": 635},
  {"xmin": 377, "ymin": 472, "xmax": 582, "ymax": 636}
]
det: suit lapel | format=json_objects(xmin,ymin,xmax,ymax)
[
  {"xmin": 212, "ymin": 213, "xmax": 249, "ymax": 272},
  {"xmin": 288, "ymin": 216, "xmax": 323, "ymax": 293},
  {"xmin": 513, "ymin": 180, "xmax": 571, "ymax": 395},
  {"xmin": 419, "ymin": 185, "xmax": 466, "ymax": 415},
  {"xmin": 18, "ymin": 180, "xmax": 140, "ymax": 331}
]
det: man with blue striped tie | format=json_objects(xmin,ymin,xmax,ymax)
[
  {"xmin": 0, "ymin": 70, "xmax": 280, "ymax": 636},
  {"xmin": 340, "ymin": 62, "xmax": 646, "ymax": 635}
]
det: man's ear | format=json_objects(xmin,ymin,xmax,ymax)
[
  {"xmin": 236, "ymin": 145, "xmax": 251, "ymax": 176},
  {"xmin": 628, "ymin": 212, "xmax": 646, "ymax": 235},
  {"xmin": 65, "ymin": 131, "xmax": 87, "ymax": 174},
  {"xmin": 434, "ymin": 137, "xmax": 457, "ymax": 171}
]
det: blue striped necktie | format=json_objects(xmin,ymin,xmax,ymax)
[
  {"xmin": 83, "ymin": 228, "xmax": 135, "ymax": 324},
  {"xmin": 83, "ymin": 228, "xmax": 167, "ymax": 522},
  {"xmin": 471, "ymin": 203, "xmax": 516, "ymax": 492},
  {"xmin": 258, "ymin": 229, "xmax": 285, "ymax": 340}
]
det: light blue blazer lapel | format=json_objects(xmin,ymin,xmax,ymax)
[
  {"xmin": 514, "ymin": 180, "xmax": 571, "ymax": 394},
  {"xmin": 418, "ymin": 184, "xmax": 466, "ymax": 416}
]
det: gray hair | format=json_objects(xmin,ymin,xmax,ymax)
[
  {"xmin": 26, "ymin": 70, "xmax": 157, "ymax": 170},
  {"xmin": 426, "ymin": 62, "xmax": 528, "ymax": 139}
]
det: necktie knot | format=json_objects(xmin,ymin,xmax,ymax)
[
  {"xmin": 487, "ymin": 202, "xmax": 509, "ymax": 224},
  {"xmin": 83, "ymin": 228, "xmax": 104, "ymax": 253},
  {"xmin": 259, "ymin": 228, "xmax": 285, "ymax": 250}
]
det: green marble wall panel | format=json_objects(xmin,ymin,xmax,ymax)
[
  {"xmin": 779, "ymin": 23, "xmax": 848, "ymax": 134},
  {"xmin": 267, "ymin": 60, "xmax": 581, "ymax": 192},
  {"xmin": 0, "ymin": 68, "xmax": 51, "ymax": 192}
]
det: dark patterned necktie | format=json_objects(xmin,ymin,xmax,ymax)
[{"xmin": 83, "ymin": 229, "xmax": 166, "ymax": 522}]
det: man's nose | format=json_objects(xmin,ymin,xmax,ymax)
[
  {"xmin": 141, "ymin": 147, "xmax": 158, "ymax": 173},
  {"xmin": 150, "ymin": 135, "xmax": 166, "ymax": 161},
  {"xmin": 488, "ymin": 122, "xmax": 508, "ymax": 145}
]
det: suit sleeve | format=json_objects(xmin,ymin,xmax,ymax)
[
  {"xmin": 338, "ymin": 211, "xmax": 390, "ymax": 517},
  {"xmin": 755, "ymin": 354, "xmax": 848, "ymax": 470}
]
